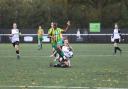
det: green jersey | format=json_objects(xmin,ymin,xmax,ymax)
[
  {"xmin": 37, "ymin": 29, "xmax": 43, "ymax": 38},
  {"xmin": 54, "ymin": 28, "xmax": 64, "ymax": 46},
  {"xmin": 48, "ymin": 27, "xmax": 63, "ymax": 46},
  {"xmin": 48, "ymin": 28, "xmax": 56, "ymax": 44},
  {"xmin": 54, "ymin": 28, "xmax": 63, "ymax": 42}
]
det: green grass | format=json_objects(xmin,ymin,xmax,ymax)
[{"xmin": 0, "ymin": 43, "xmax": 128, "ymax": 89}]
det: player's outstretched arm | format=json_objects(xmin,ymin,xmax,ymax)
[{"xmin": 63, "ymin": 20, "xmax": 70, "ymax": 32}]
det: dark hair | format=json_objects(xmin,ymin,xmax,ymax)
[{"xmin": 53, "ymin": 22, "xmax": 58, "ymax": 26}]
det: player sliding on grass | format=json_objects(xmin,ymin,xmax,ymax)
[
  {"xmin": 10, "ymin": 22, "xmax": 21, "ymax": 59},
  {"xmin": 112, "ymin": 23, "xmax": 122, "ymax": 55},
  {"xmin": 53, "ymin": 38, "xmax": 73, "ymax": 68},
  {"xmin": 62, "ymin": 39, "xmax": 73, "ymax": 67},
  {"xmin": 48, "ymin": 21, "xmax": 70, "ymax": 67}
]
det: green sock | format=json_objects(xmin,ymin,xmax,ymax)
[
  {"xmin": 60, "ymin": 51, "xmax": 64, "ymax": 57},
  {"xmin": 54, "ymin": 60, "xmax": 58, "ymax": 65}
]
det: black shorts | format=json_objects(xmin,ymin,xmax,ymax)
[
  {"xmin": 12, "ymin": 41, "xmax": 19, "ymax": 47},
  {"xmin": 114, "ymin": 39, "xmax": 119, "ymax": 43}
]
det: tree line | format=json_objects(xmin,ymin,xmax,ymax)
[{"xmin": 0, "ymin": 0, "xmax": 128, "ymax": 29}]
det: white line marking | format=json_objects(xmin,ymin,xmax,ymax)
[
  {"xmin": 0, "ymin": 54, "xmax": 127, "ymax": 58},
  {"xmin": 0, "ymin": 86, "xmax": 127, "ymax": 89},
  {"xmin": 78, "ymin": 54, "xmax": 114, "ymax": 57},
  {"xmin": 0, "ymin": 55, "xmax": 49, "ymax": 58}
]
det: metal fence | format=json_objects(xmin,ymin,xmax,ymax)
[{"xmin": 0, "ymin": 34, "xmax": 128, "ymax": 43}]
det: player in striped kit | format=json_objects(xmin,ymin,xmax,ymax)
[
  {"xmin": 112, "ymin": 23, "xmax": 122, "ymax": 55},
  {"xmin": 10, "ymin": 23, "xmax": 21, "ymax": 59}
]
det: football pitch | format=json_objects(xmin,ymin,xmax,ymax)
[{"xmin": 0, "ymin": 43, "xmax": 128, "ymax": 89}]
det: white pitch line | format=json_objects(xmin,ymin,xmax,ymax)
[
  {"xmin": 0, "ymin": 50, "xmax": 128, "ymax": 52},
  {"xmin": 0, "ymin": 54, "xmax": 126, "ymax": 58},
  {"xmin": 0, "ymin": 55, "xmax": 49, "ymax": 58},
  {"xmin": 78, "ymin": 54, "xmax": 114, "ymax": 57},
  {"xmin": 0, "ymin": 86, "xmax": 127, "ymax": 89},
  {"xmin": 0, "ymin": 86, "xmax": 128, "ymax": 89}
]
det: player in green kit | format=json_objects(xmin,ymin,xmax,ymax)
[
  {"xmin": 37, "ymin": 25, "xmax": 44, "ymax": 50},
  {"xmin": 48, "ymin": 22, "xmax": 57, "ymax": 51},
  {"xmin": 48, "ymin": 22, "xmax": 58, "ymax": 66},
  {"xmin": 48, "ymin": 21, "xmax": 70, "ymax": 66}
]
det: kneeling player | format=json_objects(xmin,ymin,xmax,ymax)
[{"xmin": 54, "ymin": 39, "xmax": 73, "ymax": 68}]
